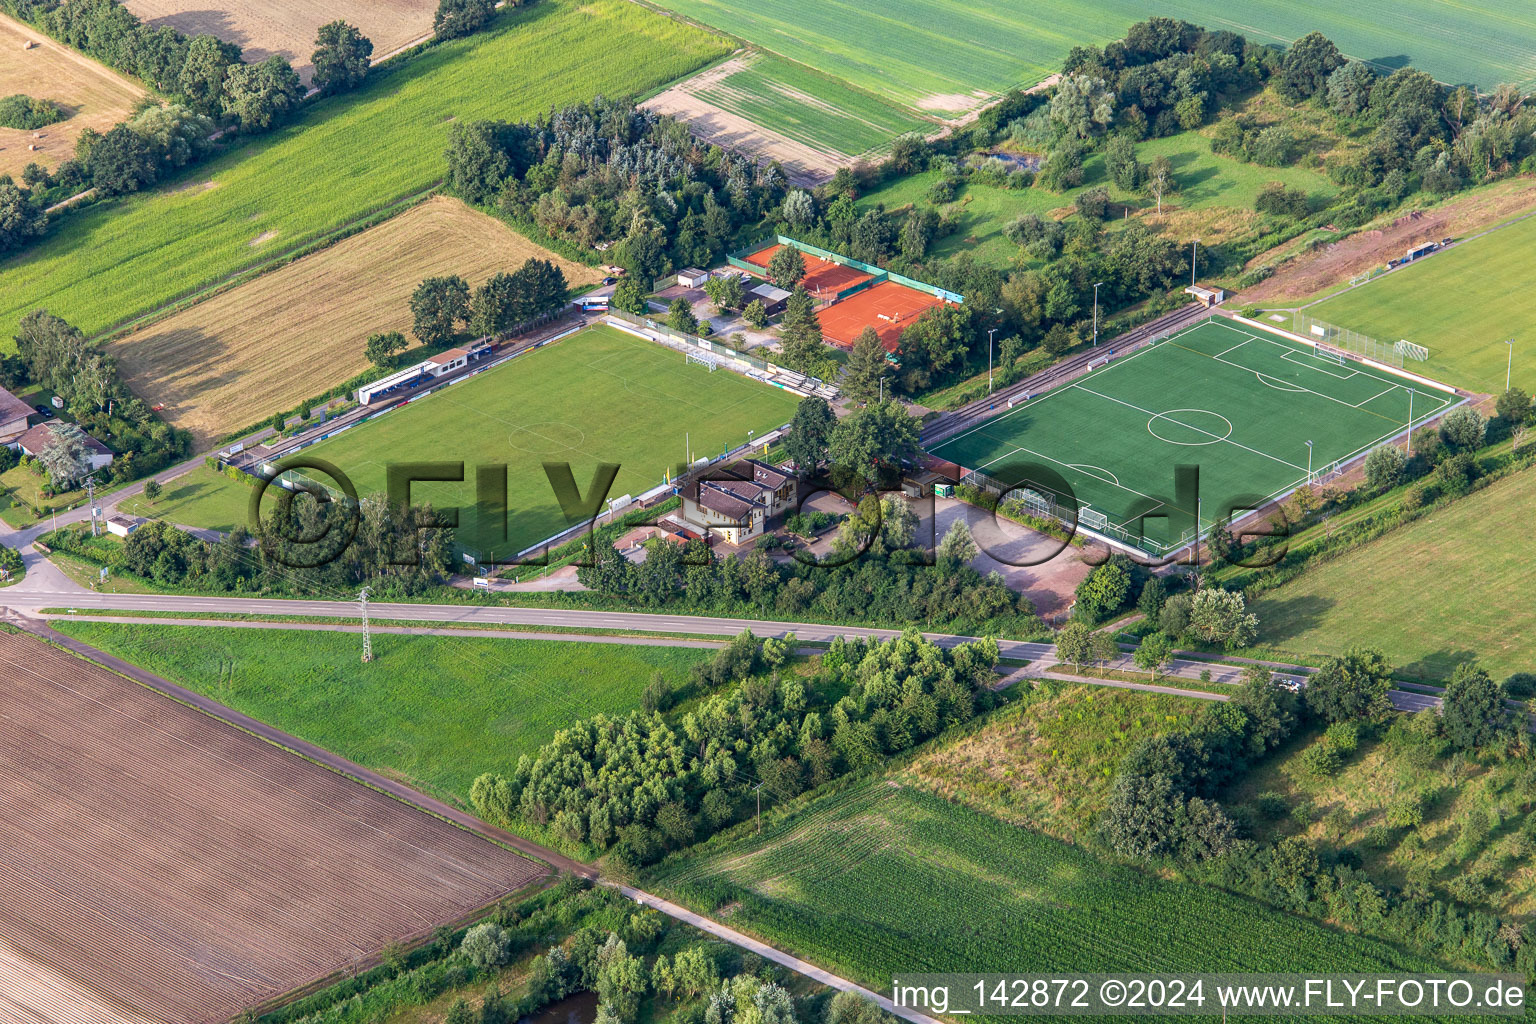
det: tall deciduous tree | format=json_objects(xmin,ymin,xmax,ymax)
[
  {"xmin": 1133, "ymin": 631, "xmax": 1175, "ymax": 680},
  {"xmin": 0, "ymin": 179, "xmax": 46, "ymax": 255},
  {"xmin": 222, "ymin": 56, "xmax": 304, "ymax": 132},
  {"xmin": 312, "ymin": 21, "xmax": 373, "ymax": 96},
  {"xmin": 434, "ymin": 0, "xmax": 497, "ymax": 40},
  {"xmin": 766, "ymin": 245, "xmax": 806, "ymax": 289},
  {"xmin": 410, "ymin": 276, "xmax": 470, "ymax": 345},
  {"xmin": 827, "ymin": 400, "xmax": 919, "ymax": 485},
  {"xmin": 1441, "ymin": 662, "xmax": 1511, "ymax": 751},
  {"xmin": 365, "ymin": 331, "xmax": 408, "ymax": 369},
  {"xmin": 1306, "ymin": 647, "xmax": 1394, "ymax": 723}
]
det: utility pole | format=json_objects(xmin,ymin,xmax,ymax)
[
  {"xmin": 1092, "ymin": 282, "xmax": 1103, "ymax": 346},
  {"xmin": 359, "ymin": 587, "xmax": 373, "ymax": 663},
  {"xmin": 1506, "ymin": 338, "xmax": 1514, "ymax": 391},
  {"xmin": 989, "ymin": 328, "xmax": 1001, "ymax": 393},
  {"xmin": 85, "ymin": 477, "xmax": 98, "ymax": 537},
  {"xmin": 754, "ymin": 782, "xmax": 764, "ymax": 833}
]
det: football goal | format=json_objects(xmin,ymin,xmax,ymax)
[
  {"xmin": 686, "ymin": 349, "xmax": 721, "ymax": 372},
  {"xmin": 1314, "ymin": 342, "xmax": 1348, "ymax": 365}
]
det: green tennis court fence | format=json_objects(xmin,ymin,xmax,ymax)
[{"xmin": 727, "ymin": 235, "xmax": 965, "ymax": 304}]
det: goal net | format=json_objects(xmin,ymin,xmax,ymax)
[
  {"xmin": 1314, "ymin": 342, "xmax": 1347, "ymax": 366},
  {"xmin": 1395, "ymin": 340, "xmax": 1430, "ymax": 362},
  {"xmin": 686, "ymin": 349, "xmax": 721, "ymax": 372},
  {"xmin": 1078, "ymin": 508, "xmax": 1109, "ymax": 531}
]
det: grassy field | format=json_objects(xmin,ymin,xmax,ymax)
[
  {"xmin": 902, "ymin": 683, "xmax": 1201, "ymax": 840},
  {"xmin": 926, "ymin": 318, "xmax": 1453, "ymax": 554},
  {"xmin": 646, "ymin": 781, "xmax": 1446, "ymax": 997},
  {"xmin": 51, "ymin": 620, "xmax": 714, "ymax": 804},
  {"xmin": 649, "ymin": 0, "xmax": 1536, "ymax": 117},
  {"xmin": 109, "ymin": 197, "xmax": 601, "ymax": 446},
  {"xmin": 860, "ymin": 129, "xmax": 1336, "ymax": 266},
  {"xmin": 1248, "ymin": 465, "xmax": 1536, "ymax": 681},
  {"xmin": 0, "ymin": 0, "xmax": 728, "ymax": 346},
  {"xmin": 291, "ymin": 325, "xmax": 799, "ymax": 559},
  {"xmin": 688, "ymin": 52, "xmax": 929, "ymax": 157},
  {"xmin": 1308, "ymin": 211, "xmax": 1536, "ymax": 396},
  {"xmin": 117, "ymin": 464, "xmax": 254, "ymax": 532},
  {"xmin": 0, "ymin": 12, "xmax": 147, "ymax": 180}
]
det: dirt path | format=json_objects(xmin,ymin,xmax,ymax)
[{"xmin": 1242, "ymin": 179, "xmax": 1536, "ymax": 306}]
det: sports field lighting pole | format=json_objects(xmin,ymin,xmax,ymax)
[
  {"xmin": 1305, "ymin": 439, "xmax": 1314, "ymax": 483},
  {"xmin": 989, "ymin": 328, "xmax": 1001, "ymax": 393},
  {"xmin": 1092, "ymin": 282, "xmax": 1103, "ymax": 346},
  {"xmin": 1407, "ymin": 389, "xmax": 1415, "ymax": 455},
  {"xmin": 1191, "ymin": 240, "xmax": 1198, "ymax": 286},
  {"xmin": 879, "ymin": 376, "xmax": 886, "ymax": 403},
  {"xmin": 1506, "ymin": 338, "xmax": 1514, "ymax": 391}
]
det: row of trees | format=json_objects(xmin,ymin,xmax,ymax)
[
  {"xmin": 0, "ymin": 9, "xmax": 381, "ymax": 255},
  {"xmin": 3, "ymin": 311, "xmax": 191, "ymax": 486},
  {"xmin": 406, "ymin": 258, "xmax": 570, "ymax": 349},
  {"xmin": 471, "ymin": 630, "xmax": 1002, "ymax": 869}
]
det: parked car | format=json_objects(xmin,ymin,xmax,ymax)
[
  {"xmin": 33, "ymin": 404, "xmax": 53, "ymax": 418},
  {"xmin": 603, "ymin": 277, "xmax": 616, "ymax": 285}
]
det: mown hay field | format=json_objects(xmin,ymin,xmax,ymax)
[
  {"xmin": 110, "ymin": 197, "xmax": 601, "ymax": 446},
  {"xmin": 0, "ymin": 0, "xmax": 729, "ymax": 345},
  {"xmin": 650, "ymin": 0, "xmax": 1536, "ymax": 116},
  {"xmin": 121, "ymin": 0, "xmax": 437, "ymax": 84},
  {"xmin": 0, "ymin": 11, "xmax": 146, "ymax": 180}
]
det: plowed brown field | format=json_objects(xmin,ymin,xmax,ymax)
[{"xmin": 0, "ymin": 630, "xmax": 544, "ymax": 1024}]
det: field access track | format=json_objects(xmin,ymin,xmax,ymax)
[{"xmin": 0, "ymin": 630, "xmax": 544, "ymax": 1024}]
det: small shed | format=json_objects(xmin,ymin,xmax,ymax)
[
  {"xmin": 1185, "ymin": 284, "xmax": 1226, "ymax": 307},
  {"xmin": 747, "ymin": 283, "xmax": 791, "ymax": 317},
  {"xmin": 106, "ymin": 515, "xmax": 143, "ymax": 539},
  {"xmin": 677, "ymin": 268, "xmax": 710, "ymax": 289}
]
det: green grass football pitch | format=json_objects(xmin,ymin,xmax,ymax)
[
  {"xmin": 290, "ymin": 325, "xmax": 800, "ymax": 559},
  {"xmin": 927, "ymin": 318, "xmax": 1456, "ymax": 553}
]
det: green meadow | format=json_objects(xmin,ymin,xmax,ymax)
[{"xmin": 0, "ymin": 0, "xmax": 729, "ymax": 344}]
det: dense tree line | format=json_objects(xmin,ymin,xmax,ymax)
[
  {"xmin": 3, "ymin": 311, "xmax": 191, "ymax": 490},
  {"xmin": 47, "ymin": 489, "xmax": 457, "ymax": 597},
  {"xmin": 575, "ymin": 489, "xmax": 1040, "ymax": 637},
  {"xmin": 446, "ymin": 97, "xmax": 787, "ymax": 283},
  {"xmin": 405, "ymin": 257, "xmax": 569, "ymax": 350},
  {"xmin": 472, "ymin": 630, "xmax": 1002, "ymax": 869}
]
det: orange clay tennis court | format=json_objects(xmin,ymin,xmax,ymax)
[
  {"xmin": 819, "ymin": 280, "xmax": 947, "ymax": 351},
  {"xmin": 742, "ymin": 243, "xmax": 874, "ymax": 298}
]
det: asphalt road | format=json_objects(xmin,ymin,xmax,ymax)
[{"xmin": 3, "ymin": 574, "xmax": 1442, "ymax": 714}]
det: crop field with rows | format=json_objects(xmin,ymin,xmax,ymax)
[{"xmin": 647, "ymin": 782, "xmax": 1446, "ymax": 1006}]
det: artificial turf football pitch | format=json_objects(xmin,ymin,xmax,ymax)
[
  {"xmin": 927, "ymin": 318, "xmax": 1457, "ymax": 554},
  {"xmin": 290, "ymin": 325, "xmax": 800, "ymax": 560}
]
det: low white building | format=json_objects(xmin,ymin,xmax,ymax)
[
  {"xmin": 677, "ymin": 268, "xmax": 710, "ymax": 289},
  {"xmin": 106, "ymin": 514, "xmax": 143, "ymax": 538}
]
